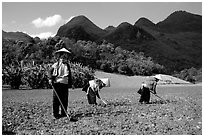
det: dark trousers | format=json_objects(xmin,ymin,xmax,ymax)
[
  {"xmin": 53, "ymin": 83, "xmax": 69, "ymax": 117},
  {"xmin": 139, "ymin": 87, "xmax": 150, "ymax": 103},
  {"xmin": 87, "ymin": 88, "xmax": 97, "ymax": 105}
]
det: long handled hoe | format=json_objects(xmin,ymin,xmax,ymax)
[
  {"xmin": 150, "ymin": 90, "xmax": 168, "ymax": 103},
  {"xmin": 100, "ymin": 98, "xmax": 107, "ymax": 105}
]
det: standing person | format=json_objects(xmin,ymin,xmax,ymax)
[
  {"xmin": 48, "ymin": 47, "xmax": 73, "ymax": 119},
  {"xmin": 139, "ymin": 75, "xmax": 161, "ymax": 104}
]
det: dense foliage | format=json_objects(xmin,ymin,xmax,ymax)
[
  {"xmin": 70, "ymin": 62, "xmax": 95, "ymax": 88},
  {"xmin": 22, "ymin": 63, "xmax": 50, "ymax": 89},
  {"xmin": 173, "ymin": 67, "xmax": 202, "ymax": 84},
  {"xmin": 3, "ymin": 36, "xmax": 165, "ymax": 76},
  {"xmin": 2, "ymin": 36, "xmax": 201, "ymax": 89},
  {"xmin": 3, "ymin": 63, "xmax": 23, "ymax": 89}
]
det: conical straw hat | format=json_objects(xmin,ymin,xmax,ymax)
[
  {"xmin": 55, "ymin": 48, "xmax": 71, "ymax": 54},
  {"xmin": 153, "ymin": 74, "xmax": 162, "ymax": 80}
]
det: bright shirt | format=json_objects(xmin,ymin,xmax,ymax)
[
  {"xmin": 89, "ymin": 80, "xmax": 99, "ymax": 92},
  {"xmin": 142, "ymin": 78, "xmax": 157, "ymax": 93},
  {"xmin": 52, "ymin": 61, "xmax": 69, "ymax": 84}
]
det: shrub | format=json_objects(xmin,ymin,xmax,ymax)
[
  {"xmin": 3, "ymin": 64, "xmax": 23, "ymax": 89},
  {"xmin": 118, "ymin": 64, "xmax": 133, "ymax": 76},
  {"xmin": 22, "ymin": 63, "xmax": 50, "ymax": 89},
  {"xmin": 100, "ymin": 61, "xmax": 113, "ymax": 73},
  {"xmin": 174, "ymin": 67, "xmax": 202, "ymax": 83},
  {"xmin": 70, "ymin": 62, "xmax": 95, "ymax": 88}
]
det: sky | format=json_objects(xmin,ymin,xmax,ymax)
[{"xmin": 2, "ymin": 1, "xmax": 202, "ymax": 39}]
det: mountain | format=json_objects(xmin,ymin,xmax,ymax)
[
  {"xmin": 56, "ymin": 15, "xmax": 106, "ymax": 41},
  {"xmin": 134, "ymin": 11, "xmax": 202, "ymax": 72},
  {"xmin": 55, "ymin": 11, "xmax": 201, "ymax": 72},
  {"xmin": 104, "ymin": 26, "xmax": 115, "ymax": 33},
  {"xmin": 102, "ymin": 22, "xmax": 155, "ymax": 50},
  {"xmin": 134, "ymin": 17, "xmax": 155, "ymax": 28},
  {"xmin": 2, "ymin": 30, "xmax": 34, "ymax": 43},
  {"xmin": 157, "ymin": 10, "xmax": 202, "ymax": 33},
  {"xmin": 56, "ymin": 15, "xmax": 155, "ymax": 46},
  {"xmin": 56, "ymin": 15, "xmax": 156, "ymax": 45}
]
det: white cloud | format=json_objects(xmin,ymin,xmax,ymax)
[
  {"xmin": 30, "ymin": 32, "xmax": 55, "ymax": 39},
  {"xmin": 32, "ymin": 14, "xmax": 62, "ymax": 28}
]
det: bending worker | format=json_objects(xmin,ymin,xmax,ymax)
[
  {"xmin": 139, "ymin": 75, "xmax": 161, "ymax": 104},
  {"xmin": 48, "ymin": 47, "xmax": 73, "ymax": 119},
  {"xmin": 82, "ymin": 78, "xmax": 106, "ymax": 105}
]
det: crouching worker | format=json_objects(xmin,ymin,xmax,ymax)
[
  {"xmin": 82, "ymin": 78, "xmax": 106, "ymax": 105},
  {"xmin": 138, "ymin": 75, "xmax": 161, "ymax": 104},
  {"xmin": 48, "ymin": 47, "xmax": 73, "ymax": 119}
]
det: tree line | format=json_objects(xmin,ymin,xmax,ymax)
[{"xmin": 2, "ymin": 36, "xmax": 201, "ymax": 89}]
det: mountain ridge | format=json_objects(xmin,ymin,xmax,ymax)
[{"xmin": 55, "ymin": 11, "xmax": 202, "ymax": 72}]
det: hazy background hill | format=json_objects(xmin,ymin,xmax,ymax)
[{"xmin": 2, "ymin": 30, "xmax": 34, "ymax": 43}]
